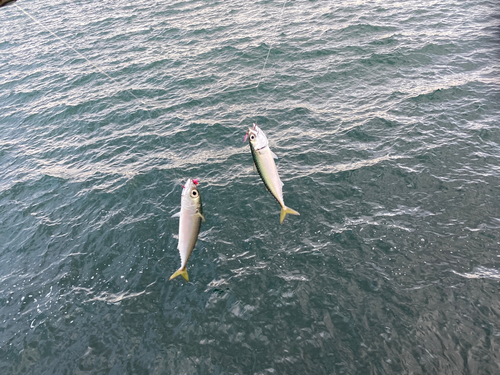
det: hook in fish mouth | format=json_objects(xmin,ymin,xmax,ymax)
[
  {"xmin": 244, "ymin": 123, "xmax": 258, "ymax": 142},
  {"xmin": 182, "ymin": 178, "xmax": 199, "ymax": 191}
]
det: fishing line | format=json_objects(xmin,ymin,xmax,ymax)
[
  {"xmin": 15, "ymin": 3, "xmax": 146, "ymax": 106},
  {"xmin": 215, "ymin": 0, "xmax": 288, "ymax": 97},
  {"xmin": 256, "ymin": 0, "xmax": 287, "ymax": 89}
]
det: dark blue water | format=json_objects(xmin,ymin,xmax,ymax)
[{"xmin": 1, "ymin": 0, "xmax": 500, "ymax": 374}]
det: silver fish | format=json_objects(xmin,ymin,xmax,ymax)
[
  {"xmin": 244, "ymin": 123, "xmax": 300, "ymax": 223},
  {"xmin": 169, "ymin": 178, "xmax": 205, "ymax": 282}
]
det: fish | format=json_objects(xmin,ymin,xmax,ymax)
[
  {"xmin": 244, "ymin": 123, "xmax": 300, "ymax": 223},
  {"xmin": 169, "ymin": 178, "xmax": 205, "ymax": 282}
]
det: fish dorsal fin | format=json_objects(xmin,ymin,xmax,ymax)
[
  {"xmin": 253, "ymin": 162, "xmax": 258, "ymax": 173},
  {"xmin": 171, "ymin": 212, "xmax": 181, "ymax": 218},
  {"xmin": 271, "ymin": 151, "xmax": 278, "ymax": 159}
]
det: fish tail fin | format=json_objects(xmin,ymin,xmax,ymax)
[
  {"xmin": 169, "ymin": 267, "xmax": 189, "ymax": 282},
  {"xmin": 280, "ymin": 206, "xmax": 300, "ymax": 224}
]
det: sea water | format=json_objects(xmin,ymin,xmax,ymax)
[{"xmin": 1, "ymin": 0, "xmax": 499, "ymax": 373}]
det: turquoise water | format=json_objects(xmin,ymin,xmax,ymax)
[{"xmin": 1, "ymin": 0, "xmax": 500, "ymax": 373}]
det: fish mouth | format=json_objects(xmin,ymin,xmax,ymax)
[
  {"xmin": 244, "ymin": 123, "xmax": 258, "ymax": 142},
  {"xmin": 181, "ymin": 178, "xmax": 197, "ymax": 196}
]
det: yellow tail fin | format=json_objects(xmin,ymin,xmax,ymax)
[
  {"xmin": 280, "ymin": 206, "xmax": 300, "ymax": 224},
  {"xmin": 169, "ymin": 267, "xmax": 189, "ymax": 282}
]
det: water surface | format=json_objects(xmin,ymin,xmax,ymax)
[{"xmin": 1, "ymin": 0, "xmax": 500, "ymax": 374}]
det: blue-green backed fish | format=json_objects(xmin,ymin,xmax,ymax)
[
  {"xmin": 169, "ymin": 178, "xmax": 205, "ymax": 282},
  {"xmin": 244, "ymin": 123, "xmax": 300, "ymax": 223}
]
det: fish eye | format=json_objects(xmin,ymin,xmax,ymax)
[
  {"xmin": 250, "ymin": 134, "xmax": 256, "ymax": 141},
  {"xmin": 190, "ymin": 190, "xmax": 198, "ymax": 198}
]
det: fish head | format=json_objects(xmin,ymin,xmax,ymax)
[
  {"xmin": 245, "ymin": 123, "xmax": 268, "ymax": 150},
  {"xmin": 181, "ymin": 178, "xmax": 202, "ymax": 208}
]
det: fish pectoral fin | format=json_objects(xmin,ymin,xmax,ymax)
[
  {"xmin": 197, "ymin": 212, "xmax": 206, "ymax": 222},
  {"xmin": 271, "ymin": 151, "xmax": 278, "ymax": 159},
  {"xmin": 169, "ymin": 267, "xmax": 189, "ymax": 282},
  {"xmin": 253, "ymin": 162, "xmax": 258, "ymax": 173},
  {"xmin": 280, "ymin": 206, "xmax": 300, "ymax": 224},
  {"xmin": 171, "ymin": 211, "xmax": 181, "ymax": 218}
]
